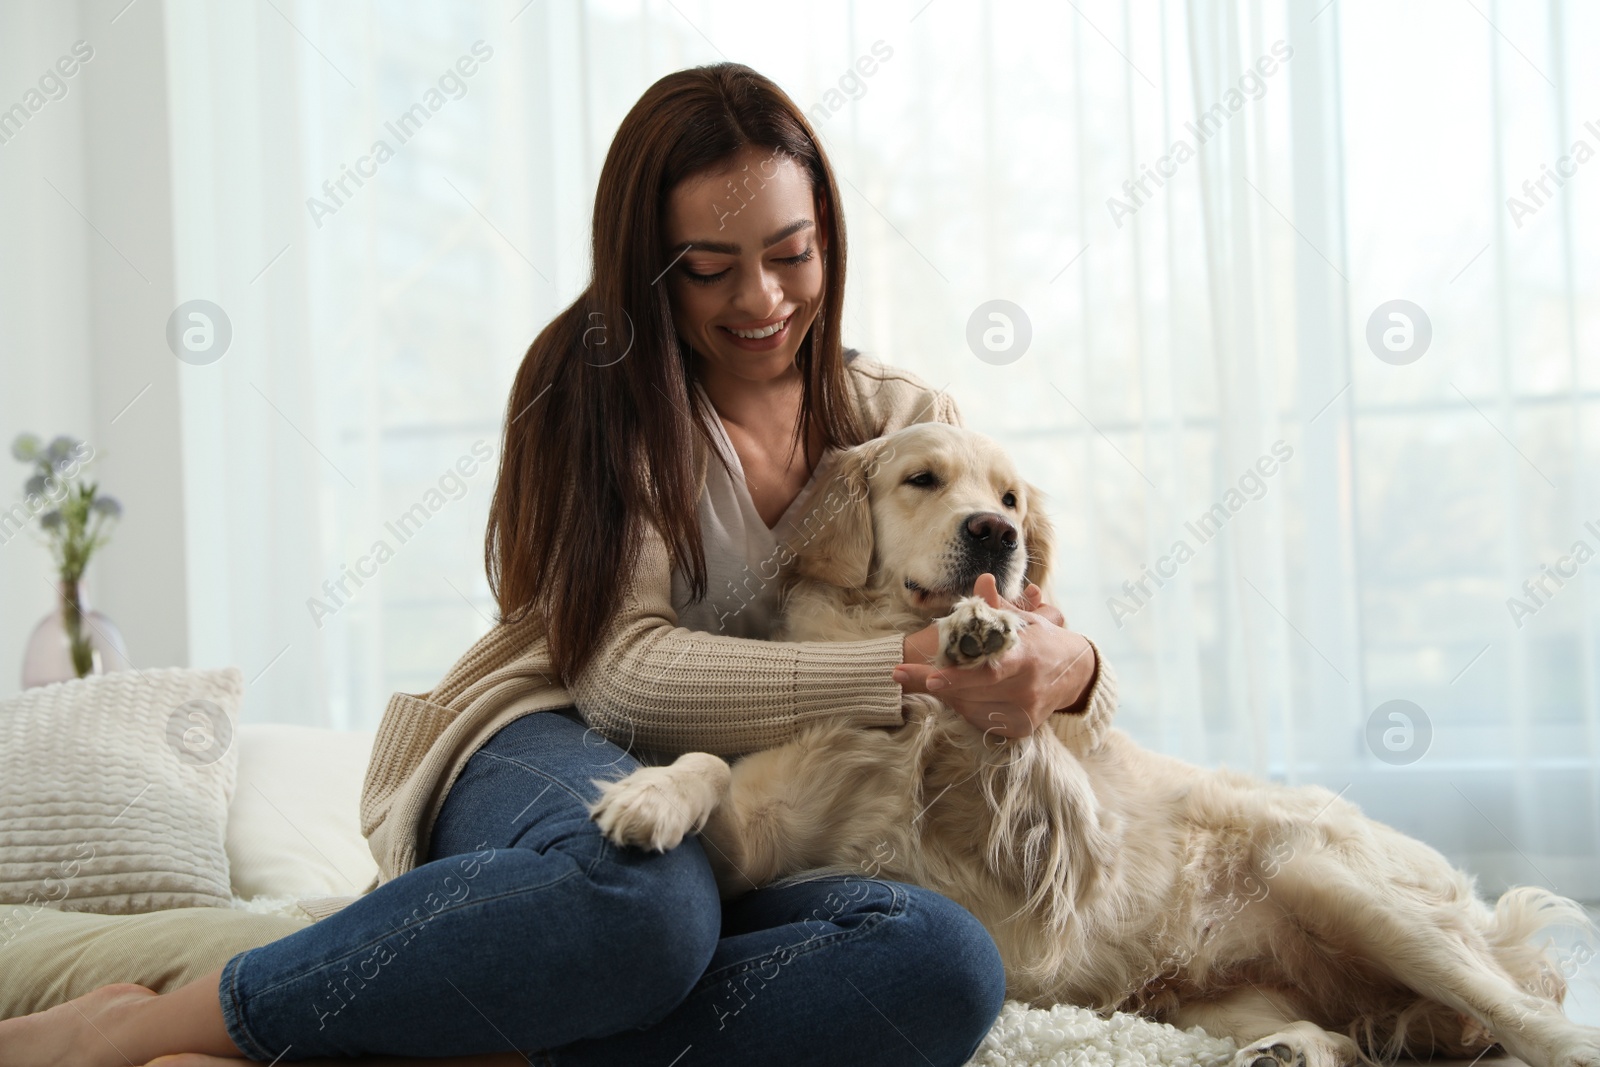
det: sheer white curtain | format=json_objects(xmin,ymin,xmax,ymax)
[{"xmin": 162, "ymin": 0, "xmax": 1599, "ymax": 898}]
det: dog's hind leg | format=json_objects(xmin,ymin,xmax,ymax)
[
  {"xmin": 1170, "ymin": 986, "xmax": 1360, "ymax": 1067},
  {"xmin": 1264, "ymin": 856, "xmax": 1600, "ymax": 1067}
]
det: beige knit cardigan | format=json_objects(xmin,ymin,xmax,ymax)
[{"xmin": 295, "ymin": 358, "xmax": 1120, "ymax": 920}]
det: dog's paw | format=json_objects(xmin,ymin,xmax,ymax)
[
  {"xmin": 1498, "ymin": 1012, "xmax": 1600, "ymax": 1067},
  {"xmin": 589, "ymin": 753, "xmax": 731, "ymax": 852},
  {"xmin": 1552, "ymin": 1029, "xmax": 1600, "ymax": 1067},
  {"xmin": 1234, "ymin": 1041, "xmax": 1304, "ymax": 1067},
  {"xmin": 1231, "ymin": 1027, "xmax": 1357, "ymax": 1067},
  {"xmin": 936, "ymin": 596, "xmax": 1022, "ymax": 668}
]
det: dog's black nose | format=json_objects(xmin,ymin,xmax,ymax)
[{"xmin": 963, "ymin": 512, "xmax": 1017, "ymax": 552}]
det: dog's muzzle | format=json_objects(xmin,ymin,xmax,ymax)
[{"xmin": 953, "ymin": 511, "xmax": 1019, "ymax": 591}]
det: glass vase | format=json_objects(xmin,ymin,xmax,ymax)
[{"xmin": 21, "ymin": 578, "xmax": 132, "ymax": 688}]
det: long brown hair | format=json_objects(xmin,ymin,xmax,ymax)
[{"xmin": 486, "ymin": 63, "xmax": 867, "ymax": 685}]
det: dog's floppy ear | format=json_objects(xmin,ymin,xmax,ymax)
[
  {"xmin": 791, "ymin": 439, "xmax": 884, "ymax": 589},
  {"xmin": 1022, "ymin": 481, "xmax": 1056, "ymax": 592}
]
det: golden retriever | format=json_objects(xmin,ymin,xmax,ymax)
[{"xmin": 590, "ymin": 422, "xmax": 1600, "ymax": 1067}]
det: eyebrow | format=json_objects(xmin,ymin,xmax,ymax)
[{"xmin": 680, "ymin": 218, "xmax": 814, "ymax": 256}]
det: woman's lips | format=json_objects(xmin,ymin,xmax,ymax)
[{"xmin": 718, "ymin": 314, "xmax": 792, "ymax": 351}]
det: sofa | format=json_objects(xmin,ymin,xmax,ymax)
[{"xmin": 1, "ymin": 669, "xmax": 1554, "ymax": 1067}]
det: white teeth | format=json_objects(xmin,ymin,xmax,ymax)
[{"xmin": 728, "ymin": 317, "xmax": 788, "ymax": 340}]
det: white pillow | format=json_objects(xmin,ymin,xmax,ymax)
[
  {"xmin": 0, "ymin": 666, "xmax": 243, "ymax": 914},
  {"xmin": 225, "ymin": 723, "xmax": 378, "ymax": 900}
]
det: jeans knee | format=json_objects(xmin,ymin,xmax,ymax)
[
  {"xmin": 884, "ymin": 886, "xmax": 1008, "ymax": 1060},
  {"xmin": 581, "ymin": 838, "xmax": 723, "ymax": 1025}
]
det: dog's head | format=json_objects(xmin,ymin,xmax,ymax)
[{"xmin": 793, "ymin": 422, "xmax": 1055, "ymax": 619}]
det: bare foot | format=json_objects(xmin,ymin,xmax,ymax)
[
  {"xmin": 0, "ymin": 982, "xmax": 160, "ymax": 1067},
  {"xmin": 139, "ymin": 1056, "xmax": 534, "ymax": 1066},
  {"xmin": 1, "ymin": 982, "xmax": 536, "ymax": 1067}
]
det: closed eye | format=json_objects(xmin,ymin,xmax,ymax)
[{"xmin": 681, "ymin": 246, "xmax": 815, "ymax": 285}]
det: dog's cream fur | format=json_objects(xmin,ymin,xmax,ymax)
[{"xmin": 591, "ymin": 422, "xmax": 1600, "ymax": 1067}]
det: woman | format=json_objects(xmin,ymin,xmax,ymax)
[{"xmin": 0, "ymin": 63, "xmax": 1110, "ymax": 1067}]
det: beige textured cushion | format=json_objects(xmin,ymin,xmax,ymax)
[
  {"xmin": 0, "ymin": 666, "xmax": 244, "ymax": 914},
  {"xmin": 0, "ymin": 903, "xmax": 310, "ymax": 1018}
]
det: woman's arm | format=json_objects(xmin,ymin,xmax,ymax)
[{"xmin": 567, "ymin": 528, "xmax": 908, "ymax": 756}]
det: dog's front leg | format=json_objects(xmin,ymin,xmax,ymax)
[
  {"xmin": 695, "ymin": 741, "xmax": 833, "ymax": 900},
  {"xmin": 589, "ymin": 741, "xmax": 841, "ymax": 901},
  {"xmin": 593, "ymin": 727, "xmax": 896, "ymax": 901},
  {"xmin": 589, "ymin": 752, "xmax": 731, "ymax": 853}
]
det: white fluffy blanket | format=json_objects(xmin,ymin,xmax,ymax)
[
  {"xmin": 236, "ymin": 895, "xmax": 1239, "ymax": 1067},
  {"xmin": 966, "ymin": 1002, "xmax": 1237, "ymax": 1067}
]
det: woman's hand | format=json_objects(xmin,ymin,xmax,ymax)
[{"xmin": 893, "ymin": 575, "xmax": 1097, "ymax": 740}]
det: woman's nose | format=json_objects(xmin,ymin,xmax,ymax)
[{"xmin": 730, "ymin": 262, "xmax": 783, "ymax": 316}]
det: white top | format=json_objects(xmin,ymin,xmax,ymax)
[{"xmin": 670, "ymin": 383, "xmax": 838, "ymax": 638}]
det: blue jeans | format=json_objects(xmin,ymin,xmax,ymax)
[{"xmin": 218, "ymin": 707, "xmax": 1006, "ymax": 1064}]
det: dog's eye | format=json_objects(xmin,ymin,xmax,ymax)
[
  {"xmin": 904, "ymin": 471, "xmax": 938, "ymax": 489},
  {"xmin": 1002, "ymin": 491, "xmax": 1018, "ymax": 509}
]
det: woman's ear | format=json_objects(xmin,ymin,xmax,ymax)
[
  {"xmin": 1021, "ymin": 481, "xmax": 1056, "ymax": 593},
  {"xmin": 792, "ymin": 440, "xmax": 881, "ymax": 589}
]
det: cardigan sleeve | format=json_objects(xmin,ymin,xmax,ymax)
[
  {"xmin": 1051, "ymin": 634, "xmax": 1118, "ymax": 755},
  {"xmin": 936, "ymin": 386, "xmax": 964, "ymax": 429},
  {"xmin": 568, "ymin": 529, "xmax": 911, "ymax": 757}
]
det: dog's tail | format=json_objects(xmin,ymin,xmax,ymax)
[{"xmin": 1486, "ymin": 884, "xmax": 1590, "ymax": 1006}]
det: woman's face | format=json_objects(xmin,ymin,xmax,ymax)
[{"xmin": 663, "ymin": 144, "xmax": 828, "ymax": 387}]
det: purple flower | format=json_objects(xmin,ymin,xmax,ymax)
[
  {"xmin": 46, "ymin": 436, "xmax": 80, "ymax": 464},
  {"xmin": 24, "ymin": 474, "xmax": 48, "ymax": 498},
  {"xmin": 91, "ymin": 496, "xmax": 123, "ymax": 519},
  {"xmin": 11, "ymin": 433, "xmax": 41, "ymax": 463},
  {"xmin": 40, "ymin": 511, "xmax": 63, "ymax": 531}
]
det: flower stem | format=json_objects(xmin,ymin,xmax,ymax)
[{"xmin": 61, "ymin": 578, "xmax": 94, "ymax": 678}]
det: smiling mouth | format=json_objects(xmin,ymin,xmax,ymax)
[{"xmin": 722, "ymin": 315, "xmax": 791, "ymax": 340}]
